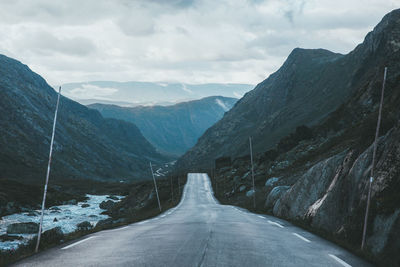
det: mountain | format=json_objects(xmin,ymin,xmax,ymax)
[
  {"xmin": 0, "ymin": 54, "xmax": 168, "ymax": 183},
  {"xmin": 176, "ymin": 10, "xmax": 399, "ymax": 170},
  {"xmin": 182, "ymin": 9, "xmax": 400, "ymax": 266},
  {"xmin": 61, "ymin": 81, "xmax": 253, "ymax": 106},
  {"xmin": 89, "ymin": 96, "xmax": 238, "ymax": 156}
]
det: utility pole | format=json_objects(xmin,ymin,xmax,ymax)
[
  {"xmin": 35, "ymin": 87, "xmax": 62, "ymax": 253},
  {"xmin": 178, "ymin": 176, "xmax": 181, "ymax": 196},
  {"xmin": 361, "ymin": 67, "xmax": 387, "ymax": 250},
  {"xmin": 170, "ymin": 175, "xmax": 174, "ymax": 203},
  {"xmin": 249, "ymin": 136, "xmax": 256, "ymax": 210},
  {"xmin": 150, "ymin": 162, "xmax": 162, "ymax": 212}
]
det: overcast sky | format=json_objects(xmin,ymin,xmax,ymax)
[{"xmin": 0, "ymin": 0, "xmax": 398, "ymax": 86}]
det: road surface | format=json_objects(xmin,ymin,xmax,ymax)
[{"xmin": 14, "ymin": 173, "xmax": 371, "ymax": 266}]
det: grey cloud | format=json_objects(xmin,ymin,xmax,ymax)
[{"xmin": 25, "ymin": 32, "xmax": 96, "ymax": 56}]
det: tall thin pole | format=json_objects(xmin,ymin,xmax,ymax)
[
  {"xmin": 361, "ymin": 67, "xmax": 387, "ymax": 250},
  {"xmin": 178, "ymin": 176, "xmax": 181, "ymax": 196},
  {"xmin": 249, "ymin": 136, "xmax": 256, "ymax": 210},
  {"xmin": 35, "ymin": 87, "xmax": 62, "ymax": 253},
  {"xmin": 150, "ymin": 162, "xmax": 162, "ymax": 212},
  {"xmin": 170, "ymin": 175, "xmax": 174, "ymax": 202}
]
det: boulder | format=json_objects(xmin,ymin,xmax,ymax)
[
  {"xmin": 107, "ymin": 195, "xmax": 119, "ymax": 201},
  {"xmin": 81, "ymin": 204, "xmax": 90, "ymax": 208},
  {"xmin": 7, "ymin": 222, "xmax": 39, "ymax": 234},
  {"xmin": 265, "ymin": 177, "xmax": 279, "ymax": 188},
  {"xmin": 246, "ymin": 189, "xmax": 255, "ymax": 198},
  {"xmin": 41, "ymin": 227, "xmax": 64, "ymax": 244},
  {"xmin": 53, "ymin": 217, "xmax": 58, "ymax": 222},
  {"xmin": 76, "ymin": 221, "xmax": 93, "ymax": 231},
  {"xmin": 265, "ymin": 186, "xmax": 290, "ymax": 210},
  {"xmin": 99, "ymin": 200, "xmax": 116, "ymax": 210},
  {"xmin": 0, "ymin": 234, "xmax": 23, "ymax": 242},
  {"xmin": 66, "ymin": 199, "xmax": 77, "ymax": 205},
  {"xmin": 27, "ymin": 211, "xmax": 40, "ymax": 216}
]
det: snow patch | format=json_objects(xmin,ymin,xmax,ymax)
[{"xmin": 215, "ymin": 98, "xmax": 229, "ymax": 111}]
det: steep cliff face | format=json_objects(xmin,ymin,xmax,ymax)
[
  {"xmin": 89, "ymin": 96, "xmax": 237, "ymax": 156},
  {"xmin": 206, "ymin": 9, "xmax": 400, "ymax": 266},
  {"xmin": 0, "ymin": 54, "xmax": 167, "ymax": 182}
]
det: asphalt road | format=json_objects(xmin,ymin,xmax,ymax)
[{"xmin": 14, "ymin": 173, "xmax": 371, "ymax": 267}]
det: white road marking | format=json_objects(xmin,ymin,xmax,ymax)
[
  {"xmin": 61, "ymin": 236, "xmax": 96, "ymax": 250},
  {"xmin": 292, "ymin": 233, "xmax": 311, "ymax": 243},
  {"xmin": 328, "ymin": 254, "xmax": 352, "ymax": 267},
  {"xmin": 268, "ymin": 220, "xmax": 284, "ymax": 228}
]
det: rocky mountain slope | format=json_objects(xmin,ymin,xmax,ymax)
[
  {"xmin": 176, "ymin": 11, "xmax": 400, "ymax": 169},
  {"xmin": 203, "ymin": 9, "xmax": 400, "ymax": 266},
  {"xmin": 89, "ymin": 96, "xmax": 237, "ymax": 156},
  {"xmin": 0, "ymin": 54, "xmax": 167, "ymax": 183}
]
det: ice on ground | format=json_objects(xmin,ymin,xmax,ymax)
[{"xmin": 0, "ymin": 194, "xmax": 123, "ymax": 251}]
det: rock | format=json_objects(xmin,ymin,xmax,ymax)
[
  {"xmin": 107, "ymin": 195, "xmax": 119, "ymax": 201},
  {"xmin": 27, "ymin": 211, "xmax": 40, "ymax": 216},
  {"xmin": 242, "ymin": 171, "xmax": 250, "ymax": 180},
  {"xmin": 81, "ymin": 204, "xmax": 90, "ymax": 208},
  {"xmin": 41, "ymin": 227, "xmax": 64, "ymax": 244},
  {"xmin": 0, "ymin": 234, "xmax": 23, "ymax": 242},
  {"xmin": 7, "ymin": 222, "xmax": 39, "ymax": 234},
  {"xmin": 53, "ymin": 217, "xmax": 58, "ymax": 222},
  {"xmin": 239, "ymin": 185, "xmax": 246, "ymax": 192},
  {"xmin": 265, "ymin": 186, "xmax": 291, "ymax": 211},
  {"xmin": 66, "ymin": 199, "xmax": 77, "ymax": 205},
  {"xmin": 49, "ymin": 206, "xmax": 61, "ymax": 211},
  {"xmin": 246, "ymin": 189, "xmax": 255, "ymax": 198},
  {"xmin": 265, "ymin": 177, "xmax": 279, "ymax": 188},
  {"xmin": 89, "ymin": 215, "xmax": 97, "ymax": 218},
  {"xmin": 99, "ymin": 200, "xmax": 116, "ymax": 210},
  {"xmin": 76, "ymin": 221, "xmax": 92, "ymax": 231}
]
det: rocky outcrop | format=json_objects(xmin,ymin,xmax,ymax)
[
  {"xmin": 99, "ymin": 200, "xmax": 116, "ymax": 210},
  {"xmin": 7, "ymin": 222, "xmax": 39, "ymax": 234},
  {"xmin": 270, "ymin": 123, "xmax": 400, "ymax": 265},
  {"xmin": 41, "ymin": 227, "xmax": 64, "ymax": 244}
]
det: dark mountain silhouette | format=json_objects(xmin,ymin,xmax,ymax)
[{"xmin": 0, "ymin": 54, "xmax": 168, "ymax": 182}]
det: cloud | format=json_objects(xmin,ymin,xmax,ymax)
[
  {"xmin": 215, "ymin": 98, "xmax": 229, "ymax": 111},
  {"xmin": 0, "ymin": 0, "xmax": 397, "ymax": 87},
  {"xmin": 66, "ymin": 84, "xmax": 119, "ymax": 99},
  {"xmin": 23, "ymin": 31, "xmax": 96, "ymax": 56},
  {"xmin": 181, "ymin": 84, "xmax": 193, "ymax": 93}
]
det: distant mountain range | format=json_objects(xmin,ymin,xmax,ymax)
[
  {"xmin": 89, "ymin": 96, "xmax": 238, "ymax": 156},
  {"xmin": 0, "ymin": 54, "xmax": 168, "ymax": 183},
  {"xmin": 61, "ymin": 81, "xmax": 253, "ymax": 107}
]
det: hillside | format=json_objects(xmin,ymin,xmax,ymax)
[
  {"xmin": 177, "ymin": 19, "xmax": 393, "ymax": 169},
  {"xmin": 89, "ymin": 96, "xmax": 237, "ymax": 156},
  {"xmin": 196, "ymin": 9, "xmax": 400, "ymax": 266},
  {"xmin": 0, "ymin": 54, "xmax": 168, "ymax": 183}
]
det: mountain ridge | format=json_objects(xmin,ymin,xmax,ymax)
[
  {"xmin": 0, "ymin": 54, "xmax": 167, "ymax": 182},
  {"xmin": 89, "ymin": 96, "xmax": 238, "ymax": 156}
]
